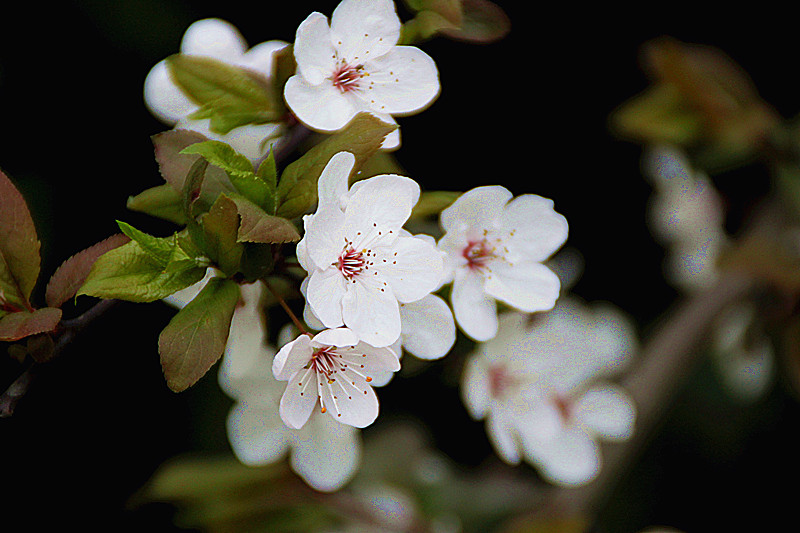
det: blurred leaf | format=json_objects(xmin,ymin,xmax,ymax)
[
  {"xmin": 78, "ymin": 240, "xmax": 206, "ymax": 303},
  {"xmin": 271, "ymin": 45, "xmax": 296, "ymax": 104},
  {"xmin": 158, "ymin": 277, "xmax": 239, "ymax": 392},
  {"xmin": 439, "ymin": 0, "xmax": 510, "ymax": 43},
  {"xmin": 276, "ymin": 113, "xmax": 397, "ymax": 219},
  {"xmin": 498, "ymin": 514, "xmax": 589, "ymax": 533},
  {"xmin": 717, "ymin": 228, "xmax": 800, "ymax": 293},
  {"xmin": 45, "ymin": 233, "xmax": 131, "ymax": 308},
  {"xmin": 167, "ymin": 54, "xmax": 281, "ymax": 134},
  {"xmin": 182, "ymin": 141, "xmax": 274, "ymax": 211},
  {"xmin": 0, "ymin": 307, "xmax": 61, "ymax": 342},
  {"xmin": 610, "ymin": 84, "xmax": 704, "ymax": 146},
  {"xmin": 126, "ymin": 184, "xmax": 187, "ymax": 225},
  {"xmin": 0, "ymin": 169, "xmax": 41, "ymax": 310},
  {"xmin": 410, "ymin": 190, "xmax": 461, "ymax": 219}
]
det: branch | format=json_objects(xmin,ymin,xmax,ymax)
[{"xmin": 0, "ymin": 298, "xmax": 119, "ymax": 417}]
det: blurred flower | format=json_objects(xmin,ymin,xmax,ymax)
[
  {"xmin": 462, "ymin": 298, "xmax": 637, "ymax": 485},
  {"xmin": 144, "ymin": 18, "xmax": 288, "ymax": 162},
  {"xmin": 298, "ymin": 151, "xmax": 444, "ymax": 347},
  {"xmin": 643, "ymin": 144, "xmax": 728, "ymax": 290},
  {"xmin": 437, "ymin": 186, "xmax": 568, "ymax": 341},
  {"xmin": 284, "ymin": 0, "xmax": 440, "ymax": 150},
  {"xmin": 272, "ymin": 327, "xmax": 401, "ymax": 429}
]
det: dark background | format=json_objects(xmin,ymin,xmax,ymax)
[{"xmin": 2, "ymin": 2, "xmax": 800, "ymax": 531}]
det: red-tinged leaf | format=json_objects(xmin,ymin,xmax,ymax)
[
  {"xmin": 439, "ymin": 0, "xmax": 510, "ymax": 43},
  {"xmin": 0, "ymin": 307, "xmax": 62, "ymax": 342},
  {"xmin": 0, "ymin": 169, "xmax": 41, "ymax": 307},
  {"xmin": 158, "ymin": 277, "xmax": 239, "ymax": 392},
  {"xmin": 45, "ymin": 234, "xmax": 131, "ymax": 308}
]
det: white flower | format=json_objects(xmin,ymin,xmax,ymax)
[
  {"xmin": 437, "ymin": 186, "xmax": 569, "ymax": 342},
  {"xmin": 144, "ymin": 18, "xmax": 288, "ymax": 162},
  {"xmin": 284, "ymin": 0, "xmax": 440, "ymax": 150},
  {"xmin": 220, "ymin": 317, "xmax": 363, "ymax": 493},
  {"xmin": 272, "ymin": 328, "xmax": 401, "ymax": 429},
  {"xmin": 297, "ymin": 151, "xmax": 444, "ymax": 347},
  {"xmin": 461, "ymin": 298, "xmax": 637, "ymax": 485},
  {"xmin": 643, "ymin": 145, "xmax": 728, "ymax": 290}
]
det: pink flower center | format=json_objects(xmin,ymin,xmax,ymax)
[
  {"xmin": 331, "ymin": 63, "xmax": 364, "ymax": 93},
  {"xmin": 488, "ymin": 364, "xmax": 514, "ymax": 398},
  {"xmin": 553, "ymin": 395, "xmax": 573, "ymax": 423},
  {"xmin": 463, "ymin": 239, "xmax": 495, "ymax": 271},
  {"xmin": 299, "ymin": 346, "xmax": 373, "ymax": 417},
  {"xmin": 337, "ymin": 246, "xmax": 366, "ymax": 279}
]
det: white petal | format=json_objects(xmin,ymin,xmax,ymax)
[
  {"xmin": 524, "ymin": 427, "xmax": 601, "ymax": 486},
  {"xmin": 285, "ymin": 75, "xmax": 359, "ymax": 131},
  {"xmin": 307, "ymin": 267, "xmax": 347, "ymax": 329},
  {"xmin": 312, "ymin": 327, "xmax": 360, "ymax": 348},
  {"xmin": 500, "ymin": 194, "xmax": 569, "ymax": 263},
  {"xmin": 226, "ymin": 402, "xmax": 291, "ymax": 465},
  {"xmin": 343, "ymin": 174, "xmax": 419, "ymax": 250},
  {"xmin": 361, "ymin": 46, "xmax": 440, "ymax": 115},
  {"xmin": 143, "ymin": 60, "xmax": 197, "ymax": 124},
  {"xmin": 177, "ymin": 117, "xmax": 283, "ymax": 164},
  {"xmin": 162, "ymin": 267, "xmax": 216, "ymax": 309},
  {"xmin": 354, "ymin": 342, "xmax": 401, "ymax": 373},
  {"xmin": 305, "ymin": 204, "xmax": 346, "ymax": 271},
  {"xmin": 279, "ymin": 374, "xmax": 320, "ymax": 429},
  {"xmin": 484, "ymin": 260, "xmax": 561, "ymax": 313},
  {"xmin": 321, "ymin": 370, "xmax": 380, "ymax": 428},
  {"xmin": 574, "ymin": 385, "xmax": 636, "ymax": 441},
  {"xmin": 317, "ymin": 151, "xmax": 355, "ymax": 212},
  {"xmin": 330, "ymin": 0, "xmax": 401, "ymax": 62},
  {"xmin": 451, "ymin": 270, "xmax": 498, "ymax": 342},
  {"xmin": 181, "ymin": 18, "xmax": 248, "ymax": 61},
  {"xmin": 237, "ymin": 40, "xmax": 289, "ymax": 77},
  {"xmin": 290, "ymin": 412, "xmax": 361, "ymax": 492},
  {"xmin": 293, "ymin": 12, "xmax": 337, "ymax": 85},
  {"xmin": 486, "ymin": 412, "xmax": 521, "ymax": 465},
  {"xmin": 461, "ymin": 354, "xmax": 491, "ymax": 420},
  {"xmin": 272, "ymin": 334, "xmax": 313, "ymax": 381},
  {"xmin": 342, "ymin": 277, "xmax": 401, "ymax": 347},
  {"xmin": 440, "ymin": 185, "xmax": 511, "ymax": 234},
  {"xmin": 399, "ymin": 294, "xmax": 455, "ymax": 360},
  {"xmin": 379, "ymin": 235, "xmax": 442, "ymax": 303}
]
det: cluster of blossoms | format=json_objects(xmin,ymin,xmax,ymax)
[{"xmin": 145, "ymin": 0, "xmax": 635, "ymax": 491}]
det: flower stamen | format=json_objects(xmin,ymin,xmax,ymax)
[
  {"xmin": 463, "ymin": 239, "xmax": 496, "ymax": 271},
  {"xmin": 331, "ymin": 63, "xmax": 364, "ymax": 93}
]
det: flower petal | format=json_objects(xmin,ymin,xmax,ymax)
[
  {"xmin": 573, "ymin": 385, "xmax": 636, "ymax": 441},
  {"xmin": 343, "ymin": 174, "xmax": 419, "ymax": 250},
  {"xmin": 484, "ymin": 260, "xmax": 561, "ymax": 313},
  {"xmin": 238, "ymin": 40, "xmax": 289, "ymax": 77},
  {"xmin": 143, "ymin": 60, "xmax": 197, "ymax": 124},
  {"xmin": 342, "ymin": 277, "xmax": 401, "ymax": 347},
  {"xmin": 317, "ymin": 151, "xmax": 355, "ymax": 212},
  {"xmin": 285, "ymin": 75, "xmax": 359, "ymax": 131},
  {"xmin": 362, "ymin": 46, "xmax": 440, "ymax": 115},
  {"xmin": 330, "ymin": 0, "xmax": 401, "ymax": 62},
  {"xmin": 272, "ymin": 334, "xmax": 313, "ymax": 381},
  {"xmin": 451, "ymin": 270, "xmax": 498, "ymax": 342},
  {"xmin": 355, "ymin": 342, "xmax": 401, "ymax": 373},
  {"xmin": 523, "ymin": 427, "xmax": 601, "ymax": 486},
  {"xmin": 500, "ymin": 194, "xmax": 569, "ymax": 263},
  {"xmin": 461, "ymin": 354, "xmax": 491, "ymax": 420},
  {"xmin": 440, "ymin": 185, "xmax": 512, "ymax": 234},
  {"xmin": 312, "ymin": 327, "xmax": 360, "ymax": 348},
  {"xmin": 279, "ymin": 373, "xmax": 319, "ymax": 429},
  {"xmin": 321, "ymin": 370, "xmax": 380, "ymax": 428},
  {"xmin": 227, "ymin": 402, "xmax": 291, "ymax": 465},
  {"xmin": 305, "ymin": 204, "xmax": 346, "ymax": 270},
  {"xmin": 290, "ymin": 412, "xmax": 361, "ymax": 491},
  {"xmin": 486, "ymin": 412, "xmax": 521, "ymax": 465},
  {"xmin": 181, "ymin": 18, "xmax": 248, "ymax": 61},
  {"xmin": 379, "ymin": 235, "xmax": 442, "ymax": 303},
  {"xmin": 399, "ymin": 294, "xmax": 455, "ymax": 360},
  {"xmin": 293, "ymin": 12, "xmax": 337, "ymax": 85},
  {"xmin": 177, "ymin": 117, "xmax": 283, "ymax": 163},
  {"xmin": 307, "ymin": 267, "xmax": 347, "ymax": 329}
]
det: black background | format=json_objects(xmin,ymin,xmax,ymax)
[{"xmin": 2, "ymin": 2, "xmax": 800, "ymax": 531}]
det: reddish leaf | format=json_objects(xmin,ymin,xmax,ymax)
[
  {"xmin": 45, "ymin": 233, "xmax": 131, "ymax": 308},
  {"xmin": 0, "ymin": 307, "xmax": 62, "ymax": 342},
  {"xmin": 0, "ymin": 169, "xmax": 41, "ymax": 306}
]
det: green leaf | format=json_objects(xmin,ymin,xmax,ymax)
[
  {"xmin": 78, "ymin": 240, "xmax": 207, "ymax": 303},
  {"xmin": 439, "ymin": 0, "xmax": 510, "ymax": 43},
  {"xmin": 166, "ymin": 54, "xmax": 280, "ymax": 135},
  {"xmin": 410, "ymin": 190, "xmax": 461, "ymax": 219},
  {"xmin": 45, "ymin": 233, "xmax": 131, "ymax": 308},
  {"xmin": 276, "ymin": 113, "xmax": 397, "ymax": 219},
  {"xmin": 127, "ymin": 184, "xmax": 187, "ymax": 225},
  {"xmin": 181, "ymin": 141, "xmax": 273, "ymax": 210},
  {"xmin": 116, "ymin": 221, "xmax": 176, "ymax": 265},
  {"xmin": 0, "ymin": 169, "xmax": 41, "ymax": 310},
  {"xmin": 196, "ymin": 194, "xmax": 245, "ymax": 277},
  {"xmin": 256, "ymin": 149, "xmax": 278, "ymax": 214},
  {"xmin": 158, "ymin": 277, "xmax": 240, "ymax": 392},
  {"xmin": 228, "ymin": 194, "xmax": 300, "ymax": 244},
  {"xmin": 0, "ymin": 307, "xmax": 62, "ymax": 342}
]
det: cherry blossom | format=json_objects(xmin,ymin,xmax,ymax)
[
  {"xmin": 272, "ymin": 328, "xmax": 401, "ymax": 429},
  {"xmin": 219, "ymin": 317, "xmax": 362, "ymax": 492},
  {"xmin": 144, "ymin": 18, "xmax": 288, "ymax": 162},
  {"xmin": 437, "ymin": 186, "xmax": 569, "ymax": 342},
  {"xmin": 461, "ymin": 298, "xmax": 637, "ymax": 485},
  {"xmin": 284, "ymin": 0, "xmax": 440, "ymax": 150},
  {"xmin": 297, "ymin": 151, "xmax": 444, "ymax": 347}
]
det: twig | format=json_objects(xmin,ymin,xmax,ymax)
[{"xmin": 0, "ymin": 298, "xmax": 119, "ymax": 417}]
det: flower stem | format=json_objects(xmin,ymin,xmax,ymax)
[{"xmin": 264, "ymin": 280, "xmax": 308, "ymax": 336}]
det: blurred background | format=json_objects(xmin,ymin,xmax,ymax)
[{"xmin": 2, "ymin": 1, "xmax": 800, "ymax": 531}]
